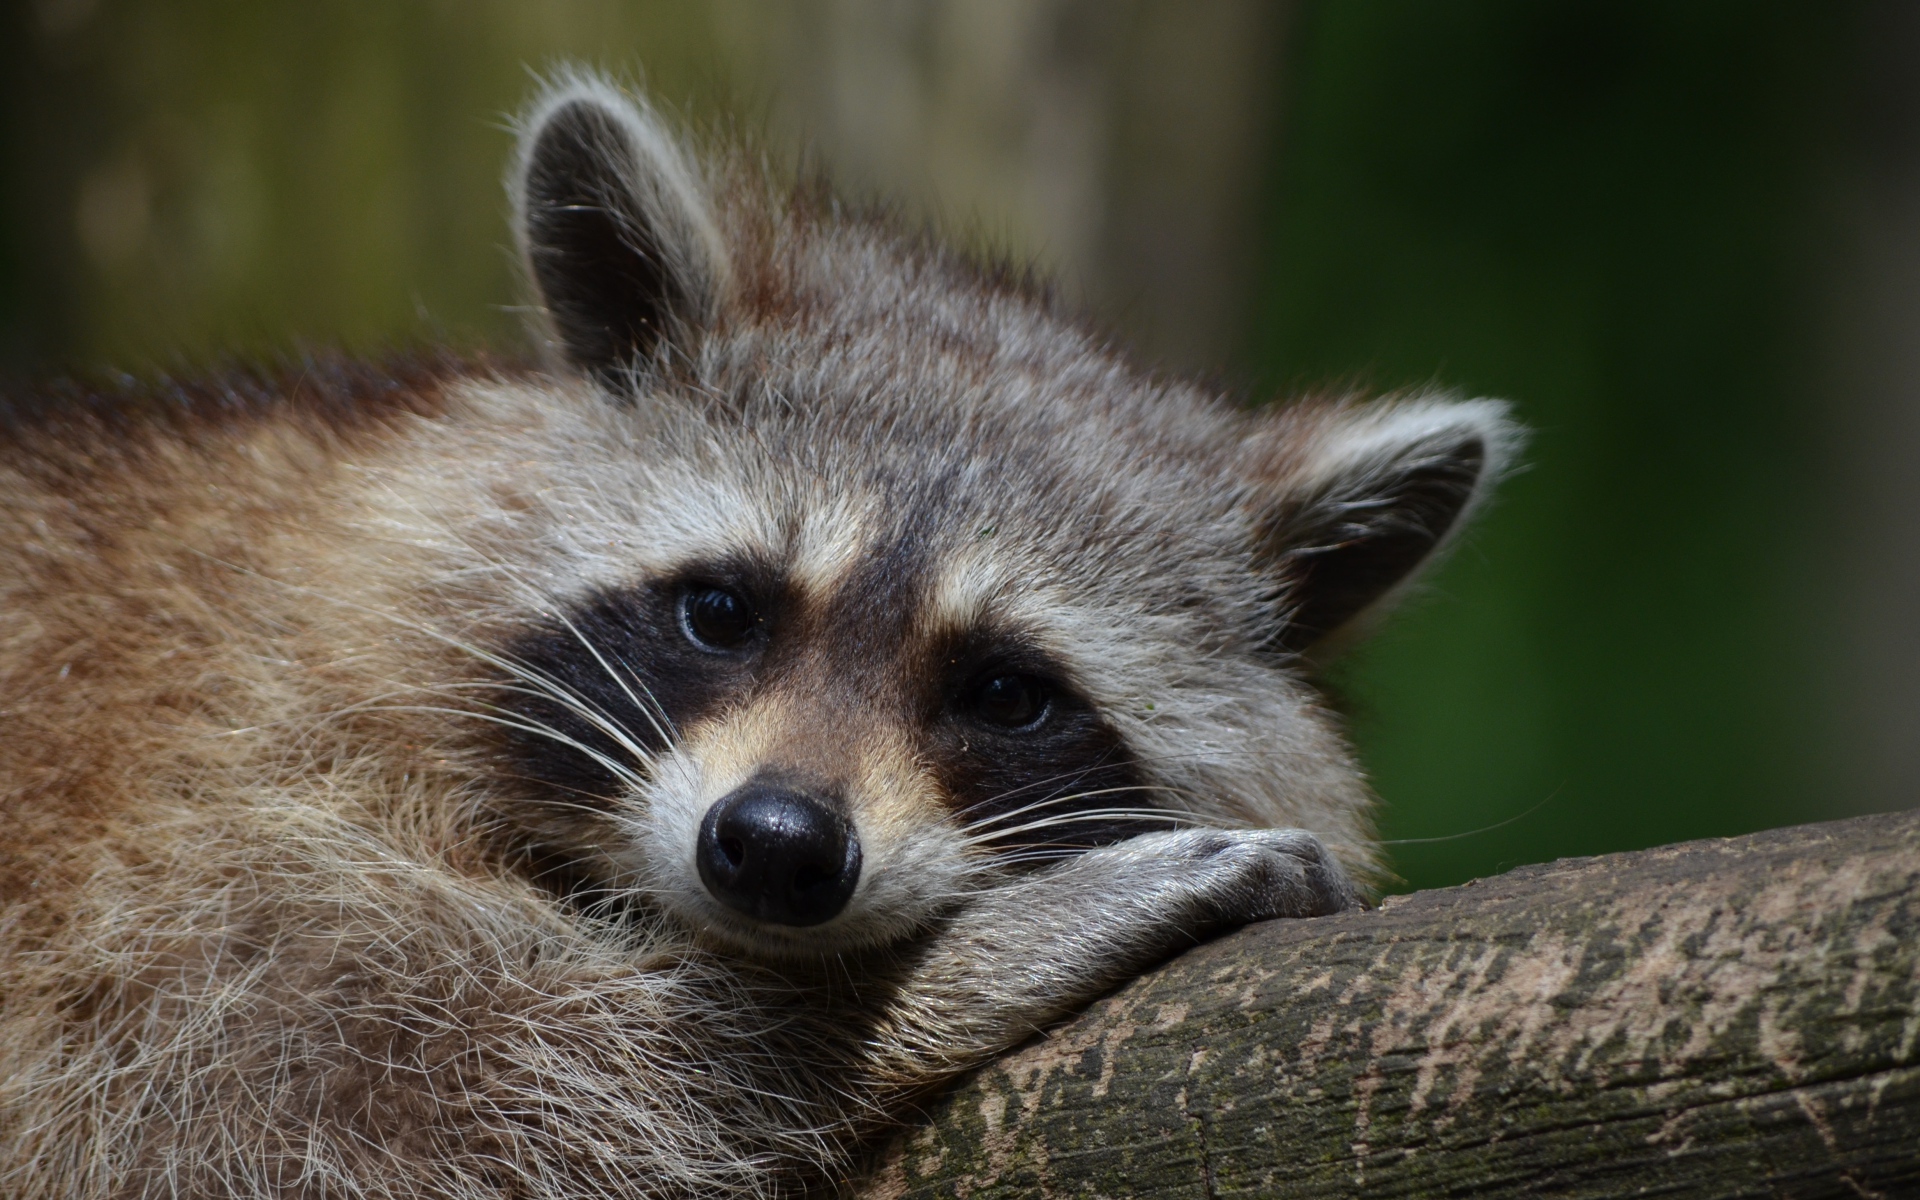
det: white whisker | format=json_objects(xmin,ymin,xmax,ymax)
[
  {"xmin": 958, "ymin": 782, "xmax": 1203, "ymax": 836},
  {"xmin": 959, "ymin": 805, "xmax": 1216, "ymax": 850},
  {"xmin": 353, "ymin": 704, "xmax": 650, "ymax": 796},
  {"xmin": 357, "ymin": 472, "xmax": 682, "ymax": 752},
  {"xmin": 175, "ymin": 536, "xmax": 674, "ymax": 762}
]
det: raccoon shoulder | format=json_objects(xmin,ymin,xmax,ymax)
[{"xmin": 0, "ymin": 355, "xmax": 501, "ymax": 911}]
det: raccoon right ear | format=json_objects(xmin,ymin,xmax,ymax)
[
  {"xmin": 1245, "ymin": 396, "xmax": 1522, "ymax": 658},
  {"xmin": 512, "ymin": 77, "xmax": 729, "ymax": 391}
]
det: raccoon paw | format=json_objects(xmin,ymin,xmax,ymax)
[
  {"xmin": 902, "ymin": 827, "xmax": 1359, "ymax": 1044},
  {"xmin": 1117, "ymin": 826, "xmax": 1359, "ymax": 924}
]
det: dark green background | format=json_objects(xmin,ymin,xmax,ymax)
[
  {"xmin": 1254, "ymin": 1, "xmax": 1855, "ymax": 887},
  {"xmin": 1, "ymin": 2, "xmax": 1883, "ymax": 890}
]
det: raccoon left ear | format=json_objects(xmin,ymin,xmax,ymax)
[
  {"xmin": 1245, "ymin": 396, "xmax": 1522, "ymax": 657},
  {"xmin": 512, "ymin": 76, "xmax": 729, "ymax": 391}
]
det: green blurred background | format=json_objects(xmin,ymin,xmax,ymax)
[{"xmin": 4, "ymin": 1, "xmax": 1911, "ymax": 890}]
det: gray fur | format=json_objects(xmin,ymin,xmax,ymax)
[{"xmin": 0, "ymin": 74, "xmax": 1519, "ymax": 1199}]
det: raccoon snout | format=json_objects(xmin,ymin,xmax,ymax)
[{"xmin": 696, "ymin": 783, "xmax": 862, "ymax": 927}]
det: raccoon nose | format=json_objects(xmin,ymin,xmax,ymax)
[{"xmin": 696, "ymin": 784, "xmax": 862, "ymax": 927}]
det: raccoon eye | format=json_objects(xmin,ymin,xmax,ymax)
[
  {"xmin": 682, "ymin": 587, "xmax": 758, "ymax": 651},
  {"xmin": 967, "ymin": 673, "xmax": 1051, "ymax": 730}
]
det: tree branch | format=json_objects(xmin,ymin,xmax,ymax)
[{"xmin": 863, "ymin": 810, "xmax": 1920, "ymax": 1199}]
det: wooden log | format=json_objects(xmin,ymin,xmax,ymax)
[{"xmin": 862, "ymin": 810, "xmax": 1920, "ymax": 1199}]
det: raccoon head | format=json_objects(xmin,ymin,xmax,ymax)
[{"xmin": 485, "ymin": 77, "xmax": 1520, "ymax": 959}]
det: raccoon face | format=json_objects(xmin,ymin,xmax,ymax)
[
  {"xmin": 487, "ymin": 77, "xmax": 1518, "ymax": 959},
  {"xmin": 490, "ymin": 507, "xmax": 1166, "ymax": 957}
]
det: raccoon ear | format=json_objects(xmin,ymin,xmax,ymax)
[
  {"xmin": 512, "ymin": 78, "xmax": 729, "ymax": 391},
  {"xmin": 1246, "ymin": 396, "xmax": 1521, "ymax": 657}
]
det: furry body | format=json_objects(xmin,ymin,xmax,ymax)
[{"xmin": 0, "ymin": 78, "xmax": 1515, "ymax": 1198}]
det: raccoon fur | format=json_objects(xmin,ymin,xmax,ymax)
[{"xmin": 0, "ymin": 74, "xmax": 1519, "ymax": 1199}]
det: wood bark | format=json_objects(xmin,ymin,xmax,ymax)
[{"xmin": 862, "ymin": 810, "xmax": 1920, "ymax": 1199}]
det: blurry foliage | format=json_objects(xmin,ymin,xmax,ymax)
[
  {"xmin": 0, "ymin": 0, "xmax": 1876, "ymax": 891},
  {"xmin": 722, "ymin": 0, "xmax": 1283, "ymax": 372},
  {"xmin": 1, "ymin": 0, "xmax": 732, "ymax": 367},
  {"xmin": 1257, "ymin": 0, "xmax": 1855, "ymax": 887}
]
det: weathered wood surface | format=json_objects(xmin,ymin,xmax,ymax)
[{"xmin": 863, "ymin": 810, "xmax": 1920, "ymax": 1199}]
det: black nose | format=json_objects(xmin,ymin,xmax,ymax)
[{"xmin": 696, "ymin": 783, "xmax": 862, "ymax": 926}]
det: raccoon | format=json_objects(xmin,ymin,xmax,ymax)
[{"xmin": 0, "ymin": 75, "xmax": 1517, "ymax": 1199}]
